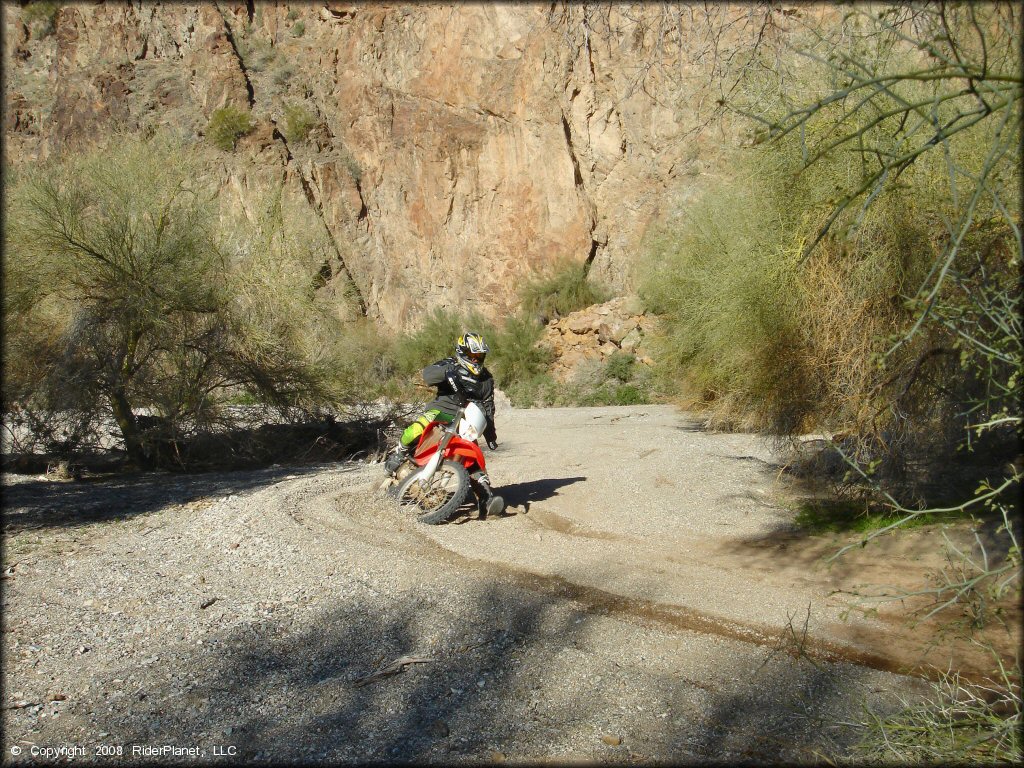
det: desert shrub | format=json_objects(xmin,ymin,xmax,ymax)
[
  {"xmin": 487, "ymin": 316, "xmax": 552, "ymax": 387},
  {"xmin": 206, "ymin": 105, "xmax": 255, "ymax": 151},
  {"xmin": 273, "ymin": 64, "xmax": 295, "ymax": 87},
  {"xmin": 391, "ymin": 308, "xmax": 494, "ymax": 380},
  {"xmin": 612, "ymin": 383, "xmax": 646, "ymax": 405},
  {"xmin": 23, "ymin": 1, "xmax": 58, "ymax": 38},
  {"xmin": 325, "ymin": 321, "xmax": 421, "ymax": 408},
  {"xmin": 291, "ymin": 20, "xmax": 305, "ymax": 38},
  {"xmin": 553, "ymin": 353, "xmax": 653, "ymax": 407},
  {"xmin": 468, "ymin": 343, "xmax": 657, "ymax": 409},
  {"xmin": 254, "ymin": 50, "xmax": 276, "ymax": 72},
  {"xmin": 601, "ymin": 352, "xmax": 653, "ymax": 405},
  {"xmin": 223, "ymin": 187, "xmax": 354, "ymax": 409},
  {"xmin": 286, "ymin": 8, "xmax": 299, "ymax": 21},
  {"xmin": 639, "ymin": 153, "xmax": 816, "ymax": 432},
  {"xmin": 280, "ymin": 104, "xmax": 316, "ymax": 144},
  {"xmin": 339, "ymin": 146, "xmax": 362, "ymax": 182},
  {"xmin": 373, "ymin": 309, "xmax": 558, "ymax": 408},
  {"xmin": 639, "ymin": 97, "xmax": 1009, "ymax": 449},
  {"xmin": 502, "ymin": 372, "xmax": 561, "ymax": 409},
  {"xmin": 3, "ymin": 133, "xmax": 349, "ymax": 467},
  {"xmin": 855, "ymin": 667, "xmax": 1021, "ymax": 764},
  {"xmin": 603, "ymin": 351, "xmax": 635, "ymax": 383},
  {"xmin": 238, "ymin": 38, "xmax": 276, "ymax": 72},
  {"xmin": 519, "ymin": 259, "xmax": 610, "ymax": 323},
  {"xmin": 486, "ymin": 315, "xmax": 555, "ymax": 407}
]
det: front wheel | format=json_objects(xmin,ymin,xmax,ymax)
[{"xmin": 394, "ymin": 460, "xmax": 470, "ymax": 525}]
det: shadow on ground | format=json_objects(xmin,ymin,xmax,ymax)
[
  {"xmin": 85, "ymin": 581, "xmax": 888, "ymax": 764},
  {"xmin": 496, "ymin": 476, "xmax": 587, "ymax": 510},
  {"xmin": 1, "ymin": 465, "xmax": 335, "ymax": 536},
  {"xmin": 436, "ymin": 476, "xmax": 589, "ymax": 526},
  {"xmin": 717, "ymin": 443, "xmax": 1022, "ymax": 682},
  {"xmin": 725, "ymin": 437, "xmax": 1021, "ymax": 573},
  {"xmin": 2, "ymin": 458, "xmax": 913, "ymax": 763}
]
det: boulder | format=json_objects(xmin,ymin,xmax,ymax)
[
  {"xmin": 566, "ymin": 314, "xmax": 593, "ymax": 334},
  {"xmin": 611, "ymin": 318, "xmax": 638, "ymax": 344},
  {"xmin": 541, "ymin": 295, "xmax": 656, "ymax": 381},
  {"xmin": 620, "ymin": 327, "xmax": 643, "ymax": 353}
]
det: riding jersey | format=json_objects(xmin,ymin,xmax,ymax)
[{"xmin": 421, "ymin": 357, "xmax": 497, "ymax": 443}]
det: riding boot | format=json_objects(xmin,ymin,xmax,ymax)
[
  {"xmin": 485, "ymin": 495, "xmax": 505, "ymax": 517},
  {"xmin": 471, "ymin": 471, "xmax": 504, "ymax": 519},
  {"xmin": 384, "ymin": 444, "xmax": 411, "ymax": 474},
  {"xmin": 471, "ymin": 471, "xmax": 492, "ymax": 519}
]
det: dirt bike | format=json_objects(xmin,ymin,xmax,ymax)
[{"xmin": 384, "ymin": 402, "xmax": 504, "ymax": 525}]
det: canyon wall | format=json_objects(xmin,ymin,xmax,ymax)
[{"xmin": 4, "ymin": 2, "xmax": 778, "ymax": 328}]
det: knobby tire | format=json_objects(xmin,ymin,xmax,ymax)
[{"xmin": 395, "ymin": 459, "xmax": 470, "ymax": 525}]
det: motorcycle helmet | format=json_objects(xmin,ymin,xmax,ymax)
[{"xmin": 455, "ymin": 332, "xmax": 489, "ymax": 375}]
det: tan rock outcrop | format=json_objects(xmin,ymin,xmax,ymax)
[{"xmin": 542, "ymin": 297, "xmax": 655, "ymax": 382}]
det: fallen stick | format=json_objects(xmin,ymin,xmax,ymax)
[
  {"xmin": 353, "ymin": 655, "xmax": 433, "ymax": 688},
  {"xmin": 4, "ymin": 701, "xmax": 37, "ymax": 710}
]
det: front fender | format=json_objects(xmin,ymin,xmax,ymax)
[{"xmin": 447, "ymin": 438, "xmax": 486, "ymax": 472}]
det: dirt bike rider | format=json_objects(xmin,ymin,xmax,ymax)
[{"xmin": 384, "ymin": 332, "xmax": 502, "ymax": 517}]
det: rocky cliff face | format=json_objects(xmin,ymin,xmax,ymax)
[{"xmin": 4, "ymin": 2, "xmax": 762, "ymax": 329}]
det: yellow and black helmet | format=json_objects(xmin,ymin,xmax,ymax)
[{"xmin": 455, "ymin": 332, "xmax": 489, "ymax": 375}]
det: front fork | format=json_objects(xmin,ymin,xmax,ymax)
[{"xmin": 405, "ymin": 436, "xmax": 449, "ymax": 486}]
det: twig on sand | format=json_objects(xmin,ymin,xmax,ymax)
[
  {"xmin": 759, "ymin": 602, "xmax": 820, "ymax": 670},
  {"xmin": 4, "ymin": 701, "xmax": 37, "ymax": 710},
  {"xmin": 353, "ymin": 655, "xmax": 433, "ymax": 688}
]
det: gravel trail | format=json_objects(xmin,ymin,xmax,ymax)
[{"xmin": 5, "ymin": 404, "xmax": 1008, "ymax": 764}]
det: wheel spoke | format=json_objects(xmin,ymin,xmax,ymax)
[
  {"xmin": 395, "ymin": 460, "xmax": 470, "ymax": 525},
  {"xmin": 401, "ymin": 467, "xmax": 458, "ymax": 514}
]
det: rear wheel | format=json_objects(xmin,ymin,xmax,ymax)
[{"xmin": 395, "ymin": 460, "xmax": 470, "ymax": 525}]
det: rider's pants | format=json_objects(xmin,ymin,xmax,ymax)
[{"xmin": 400, "ymin": 408, "xmax": 455, "ymax": 450}]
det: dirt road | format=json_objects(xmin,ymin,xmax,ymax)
[{"xmin": 2, "ymin": 404, "xmax": 1012, "ymax": 763}]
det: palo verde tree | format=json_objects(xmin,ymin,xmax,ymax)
[
  {"xmin": 735, "ymin": 2, "xmax": 1022, "ymax": 512},
  {"xmin": 3, "ymin": 132, "xmax": 339, "ymax": 466},
  {"xmin": 4, "ymin": 134, "xmax": 223, "ymax": 464},
  {"xmin": 637, "ymin": 4, "xmax": 1019, "ymax": 759},
  {"xmin": 729, "ymin": 4, "xmax": 1022, "ymax": 761}
]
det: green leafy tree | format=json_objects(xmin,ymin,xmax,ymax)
[{"xmin": 3, "ymin": 133, "xmax": 338, "ymax": 466}]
